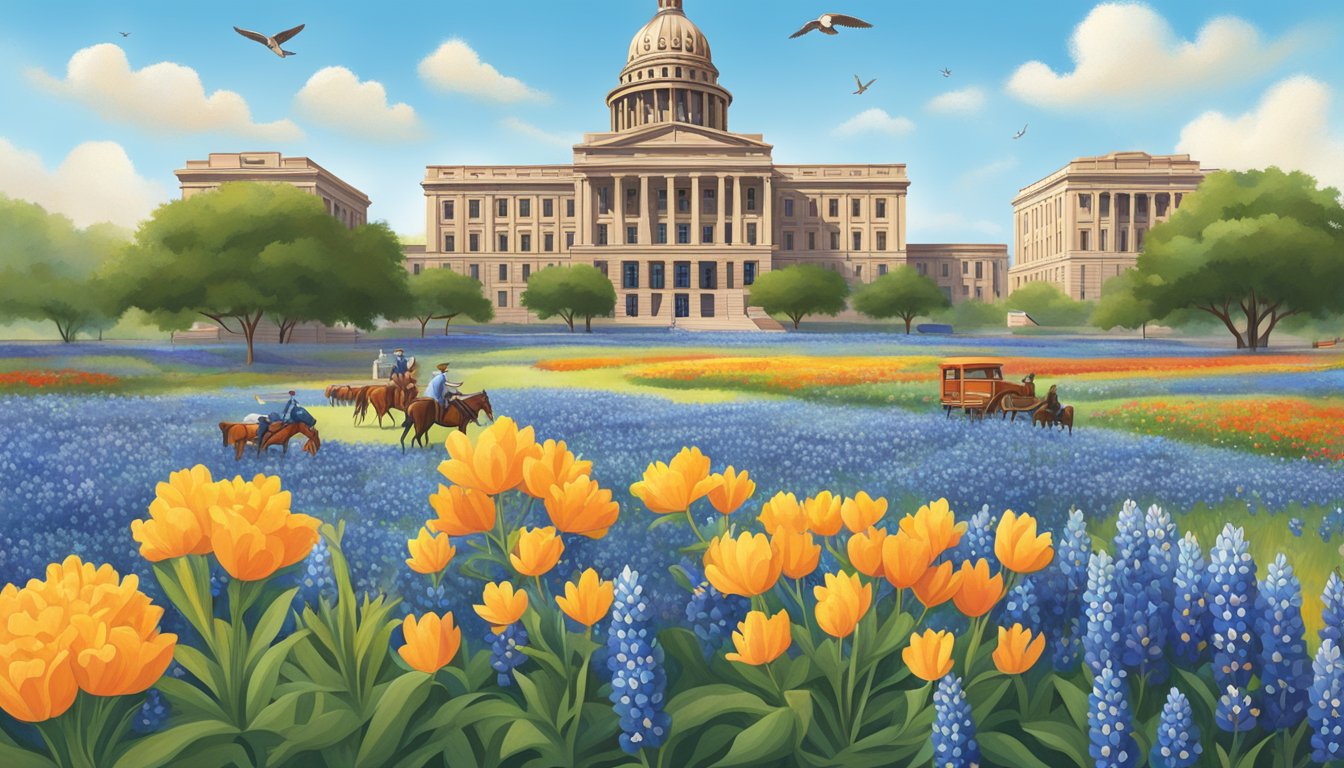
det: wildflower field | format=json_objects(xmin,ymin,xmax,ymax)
[{"xmin": 1, "ymin": 332, "xmax": 1343, "ymax": 766}]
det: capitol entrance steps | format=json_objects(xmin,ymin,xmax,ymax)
[{"xmin": 745, "ymin": 306, "xmax": 786, "ymax": 332}]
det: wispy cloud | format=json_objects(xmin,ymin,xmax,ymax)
[
  {"xmin": 502, "ymin": 117, "xmax": 578, "ymax": 148},
  {"xmin": 833, "ymin": 108, "xmax": 915, "ymax": 138},
  {"xmin": 0, "ymin": 138, "xmax": 166, "ymax": 228},
  {"xmin": 927, "ymin": 87, "xmax": 986, "ymax": 115}
]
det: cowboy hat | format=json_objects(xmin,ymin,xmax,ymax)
[
  {"xmin": 393, "ymin": 348, "xmax": 405, "ymax": 354},
  {"xmin": 436, "ymin": 363, "xmax": 450, "ymax": 372},
  {"xmin": 288, "ymin": 390, "xmax": 296, "ymax": 395}
]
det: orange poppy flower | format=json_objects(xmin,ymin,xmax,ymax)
[
  {"xmin": 704, "ymin": 531, "xmax": 782, "ymax": 598},
  {"xmin": 994, "ymin": 510, "xmax": 1055, "ymax": 574},
  {"xmin": 726, "ymin": 611, "xmax": 792, "ymax": 666},
  {"xmin": 841, "ymin": 492, "xmax": 888, "ymax": 534},
  {"xmin": 882, "ymin": 531, "xmax": 934, "ymax": 589},
  {"xmin": 707, "ymin": 467, "xmax": 756, "ymax": 516},
  {"xmin": 992, "ymin": 624, "xmax": 1046, "ymax": 674},
  {"xmin": 428, "ymin": 484, "xmax": 497, "ymax": 537}
]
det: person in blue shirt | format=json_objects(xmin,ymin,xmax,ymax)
[
  {"xmin": 390, "ymin": 349, "xmax": 410, "ymax": 377},
  {"xmin": 427, "ymin": 363, "xmax": 470, "ymax": 422},
  {"xmin": 281, "ymin": 390, "xmax": 300, "ymax": 423}
]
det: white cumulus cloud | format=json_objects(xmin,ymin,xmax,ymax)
[
  {"xmin": 501, "ymin": 118, "xmax": 577, "ymax": 149},
  {"xmin": 28, "ymin": 44, "xmax": 301, "ymax": 140},
  {"xmin": 927, "ymin": 87, "xmax": 986, "ymax": 115},
  {"xmin": 0, "ymin": 138, "xmax": 166, "ymax": 228},
  {"xmin": 418, "ymin": 39, "xmax": 546, "ymax": 103},
  {"xmin": 1007, "ymin": 3, "xmax": 1294, "ymax": 108},
  {"xmin": 1176, "ymin": 76, "xmax": 1344, "ymax": 192},
  {"xmin": 295, "ymin": 66, "xmax": 422, "ymax": 141},
  {"xmin": 833, "ymin": 109, "xmax": 915, "ymax": 138}
]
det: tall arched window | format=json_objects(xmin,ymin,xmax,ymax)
[{"xmin": 746, "ymin": 187, "xmax": 757, "ymax": 212}]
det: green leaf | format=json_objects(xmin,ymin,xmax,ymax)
[
  {"xmin": 0, "ymin": 739, "xmax": 58, "ymax": 768},
  {"xmin": 783, "ymin": 689, "xmax": 813, "ymax": 748},
  {"xmin": 155, "ymin": 676, "xmax": 230, "ymax": 723},
  {"xmin": 1235, "ymin": 734, "xmax": 1277, "ymax": 768},
  {"xmin": 664, "ymin": 685, "xmax": 774, "ymax": 731},
  {"xmin": 715, "ymin": 707, "xmax": 796, "ymax": 767},
  {"xmin": 110, "ymin": 720, "xmax": 238, "ymax": 768},
  {"xmin": 243, "ymin": 629, "xmax": 311, "ymax": 726},
  {"xmin": 1023, "ymin": 719, "xmax": 1091, "ymax": 768},
  {"xmin": 172, "ymin": 645, "xmax": 224, "ymax": 700},
  {"xmin": 244, "ymin": 587, "xmax": 299, "ymax": 670},
  {"xmin": 979, "ymin": 732, "xmax": 1055, "ymax": 768},
  {"xmin": 1053, "ymin": 676, "xmax": 1091, "ymax": 727},
  {"xmin": 497, "ymin": 718, "xmax": 561, "ymax": 763},
  {"xmin": 354, "ymin": 672, "xmax": 433, "ymax": 768}
]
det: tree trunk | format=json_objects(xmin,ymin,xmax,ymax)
[
  {"xmin": 443, "ymin": 314, "xmax": 457, "ymax": 336},
  {"xmin": 903, "ymin": 315, "xmax": 913, "ymax": 335},
  {"xmin": 418, "ymin": 316, "xmax": 430, "ymax": 338},
  {"xmin": 791, "ymin": 315, "xmax": 802, "ymax": 330},
  {"xmin": 585, "ymin": 316, "xmax": 592, "ymax": 333},
  {"xmin": 1141, "ymin": 322, "xmax": 1146, "ymax": 340},
  {"xmin": 563, "ymin": 313, "xmax": 575, "ymax": 332},
  {"xmin": 241, "ymin": 311, "xmax": 264, "ymax": 366}
]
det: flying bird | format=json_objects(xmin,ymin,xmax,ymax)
[
  {"xmin": 790, "ymin": 13, "xmax": 873, "ymax": 38},
  {"xmin": 939, "ymin": 67, "xmax": 952, "ymax": 77},
  {"xmin": 233, "ymin": 23, "xmax": 305, "ymax": 58},
  {"xmin": 853, "ymin": 75, "xmax": 876, "ymax": 95},
  {"xmin": 119, "ymin": 31, "xmax": 131, "ymax": 37},
  {"xmin": 1012, "ymin": 124, "xmax": 1029, "ymax": 140}
]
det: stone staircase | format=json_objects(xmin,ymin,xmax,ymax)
[{"xmin": 746, "ymin": 306, "xmax": 786, "ymax": 332}]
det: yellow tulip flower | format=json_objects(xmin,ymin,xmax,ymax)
[
  {"xmin": 992, "ymin": 624, "xmax": 1046, "ymax": 674},
  {"xmin": 398, "ymin": 612, "xmax": 462, "ymax": 673},
  {"xmin": 428, "ymin": 484, "xmax": 497, "ymax": 537},
  {"xmin": 68, "ymin": 615, "xmax": 177, "ymax": 697},
  {"xmin": 544, "ymin": 475, "xmax": 619, "ymax": 539},
  {"xmin": 882, "ymin": 530, "xmax": 934, "ymax": 589},
  {"xmin": 474, "ymin": 581, "xmax": 530, "ymax": 628},
  {"xmin": 130, "ymin": 465, "xmax": 219, "ymax": 561},
  {"xmin": 994, "ymin": 510, "xmax": 1055, "ymax": 574},
  {"xmin": 703, "ymin": 531, "xmax": 782, "ymax": 598},
  {"xmin": 758, "ymin": 491, "xmax": 807, "ymax": 535},
  {"xmin": 521, "ymin": 439, "xmax": 592, "ymax": 500},
  {"xmin": 208, "ymin": 475, "xmax": 320, "ymax": 582},
  {"xmin": 904, "ymin": 629, "xmax": 955, "ymax": 682},
  {"xmin": 953, "ymin": 559, "xmax": 1005, "ymax": 618},
  {"xmin": 897, "ymin": 498, "xmax": 967, "ymax": 560},
  {"xmin": 555, "ymin": 568, "xmax": 614, "ymax": 627},
  {"xmin": 804, "ymin": 491, "xmax": 844, "ymax": 537},
  {"xmin": 846, "ymin": 527, "xmax": 888, "ymax": 578},
  {"xmin": 841, "ymin": 491, "xmax": 888, "ymax": 534},
  {"xmin": 510, "ymin": 526, "xmax": 564, "ymax": 577},
  {"xmin": 406, "ymin": 527, "xmax": 457, "ymax": 575},
  {"xmin": 771, "ymin": 529, "xmax": 821, "ymax": 580},
  {"xmin": 813, "ymin": 571, "xmax": 872, "ymax": 639},
  {"xmin": 439, "ymin": 416, "xmax": 542, "ymax": 495},
  {"xmin": 629, "ymin": 446, "xmax": 723, "ymax": 514},
  {"xmin": 911, "ymin": 561, "xmax": 964, "ymax": 609},
  {"xmin": 707, "ymin": 466, "xmax": 756, "ymax": 516},
  {"xmin": 726, "ymin": 610, "xmax": 791, "ymax": 665}
]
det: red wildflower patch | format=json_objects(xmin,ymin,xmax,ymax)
[
  {"xmin": 0, "ymin": 370, "xmax": 121, "ymax": 389},
  {"xmin": 1093, "ymin": 398, "xmax": 1344, "ymax": 462}
]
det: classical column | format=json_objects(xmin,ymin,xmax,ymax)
[
  {"xmin": 578, "ymin": 177, "xmax": 592, "ymax": 245},
  {"xmin": 484, "ymin": 191, "xmax": 495, "ymax": 253},
  {"xmin": 638, "ymin": 175, "xmax": 651, "ymax": 245},
  {"xmin": 690, "ymin": 173, "xmax": 702, "ymax": 246},
  {"xmin": 762, "ymin": 175, "xmax": 774, "ymax": 247},
  {"xmin": 715, "ymin": 173, "xmax": 726, "ymax": 244},
  {"xmin": 700, "ymin": 92, "xmax": 708, "ymax": 127},
  {"xmin": 614, "ymin": 175, "xmax": 626, "ymax": 245},
  {"xmin": 665, "ymin": 174, "xmax": 676, "ymax": 245},
  {"xmin": 733, "ymin": 175, "xmax": 744, "ymax": 246}
]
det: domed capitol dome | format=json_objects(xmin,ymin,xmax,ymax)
[{"xmin": 607, "ymin": 0, "xmax": 733, "ymax": 133}]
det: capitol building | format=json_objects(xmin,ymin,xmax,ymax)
[{"xmin": 405, "ymin": 0, "xmax": 1007, "ymax": 330}]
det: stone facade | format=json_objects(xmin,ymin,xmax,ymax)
[
  {"xmin": 1007, "ymin": 151, "xmax": 1207, "ymax": 301},
  {"xmin": 175, "ymin": 151, "xmax": 370, "ymax": 230}
]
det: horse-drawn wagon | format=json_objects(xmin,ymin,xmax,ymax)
[{"xmin": 939, "ymin": 358, "xmax": 1072, "ymax": 432}]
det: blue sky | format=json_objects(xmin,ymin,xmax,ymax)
[{"xmin": 1, "ymin": 0, "xmax": 1341, "ymax": 254}]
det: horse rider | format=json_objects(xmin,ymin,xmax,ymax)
[
  {"xmin": 389, "ymin": 348, "xmax": 415, "ymax": 406},
  {"xmin": 427, "ymin": 362, "xmax": 473, "ymax": 423},
  {"xmin": 1043, "ymin": 385, "xmax": 1064, "ymax": 422},
  {"xmin": 281, "ymin": 391, "xmax": 300, "ymax": 423}
]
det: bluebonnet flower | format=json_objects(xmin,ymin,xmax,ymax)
[
  {"xmin": 1215, "ymin": 685, "xmax": 1259, "ymax": 733},
  {"xmin": 1171, "ymin": 533, "xmax": 1207, "ymax": 665},
  {"xmin": 1320, "ymin": 508, "xmax": 1344, "ymax": 544},
  {"xmin": 489, "ymin": 623, "xmax": 529, "ymax": 687},
  {"xmin": 1322, "ymin": 571, "xmax": 1344, "ymax": 649},
  {"xmin": 1151, "ymin": 688, "xmax": 1201, "ymax": 768},
  {"xmin": 607, "ymin": 566, "xmax": 670, "ymax": 754},
  {"xmin": 1084, "ymin": 551, "xmax": 1121, "ymax": 675},
  {"xmin": 1114, "ymin": 501, "xmax": 1166, "ymax": 681},
  {"xmin": 1089, "ymin": 664, "xmax": 1138, "ymax": 768},
  {"xmin": 954, "ymin": 505, "xmax": 998, "ymax": 571},
  {"xmin": 1042, "ymin": 510, "xmax": 1091, "ymax": 670},
  {"xmin": 1308, "ymin": 640, "xmax": 1344, "ymax": 765},
  {"xmin": 1255, "ymin": 554, "xmax": 1310, "ymax": 730},
  {"xmin": 1206, "ymin": 524, "xmax": 1259, "ymax": 690},
  {"xmin": 1003, "ymin": 578, "xmax": 1041, "ymax": 632},
  {"xmin": 298, "ymin": 536, "xmax": 337, "ymax": 606},
  {"xmin": 932, "ymin": 675, "xmax": 979, "ymax": 768},
  {"xmin": 132, "ymin": 689, "xmax": 170, "ymax": 734},
  {"xmin": 1288, "ymin": 518, "xmax": 1304, "ymax": 538},
  {"xmin": 685, "ymin": 581, "xmax": 749, "ymax": 658}
]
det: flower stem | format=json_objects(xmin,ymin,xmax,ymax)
[
  {"xmin": 844, "ymin": 628, "xmax": 861, "ymax": 742},
  {"xmin": 963, "ymin": 617, "xmax": 986, "ymax": 677},
  {"xmin": 791, "ymin": 580, "xmax": 812, "ymax": 636},
  {"xmin": 684, "ymin": 508, "xmax": 707, "ymax": 543}
]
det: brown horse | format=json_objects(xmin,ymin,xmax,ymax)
[
  {"xmin": 259, "ymin": 422, "xmax": 321, "ymax": 456},
  {"xmin": 219, "ymin": 421, "xmax": 321, "ymax": 459},
  {"xmin": 219, "ymin": 421, "xmax": 260, "ymax": 460},
  {"xmin": 325, "ymin": 384, "xmax": 360, "ymax": 406},
  {"xmin": 354, "ymin": 381, "xmax": 418, "ymax": 427},
  {"xmin": 400, "ymin": 392, "xmax": 494, "ymax": 450},
  {"xmin": 1033, "ymin": 403, "xmax": 1075, "ymax": 434}
]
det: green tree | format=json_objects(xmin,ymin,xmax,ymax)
[
  {"xmin": 1134, "ymin": 167, "xmax": 1344, "ymax": 350},
  {"xmin": 746, "ymin": 264, "xmax": 849, "ymax": 330},
  {"xmin": 851, "ymin": 267, "xmax": 950, "ymax": 333},
  {"xmin": 1091, "ymin": 270, "xmax": 1154, "ymax": 338},
  {"xmin": 0, "ymin": 196, "xmax": 126, "ymax": 342},
  {"xmin": 521, "ymin": 264, "xmax": 617, "ymax": 332},
  {"xmin": 109, "ymin": 182, "xmax": 408, "ymax": 363},
  {"xmin": 936, "ymin": 299, "xmax": 1007, "ymax": 330},
  {"xmin": 1005, "ymin": 282, "xmax": 1092, "ymax": 327},
  {"xmin": 407, "ymin": 267, "xmax": 494, "ymax": 337}
]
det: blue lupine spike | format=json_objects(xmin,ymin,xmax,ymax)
[
  {"xmin": 1215, "ymin": 684, "xmax": 1260, "ymax": 733},
  {"xmin": 489, "ymin": 623, "xmax": 529, "ymax": 687},
  {"xmin": 607, "ymin": 566, "xmax": 670, "ymax": 754},
  {"xmin": 932, "ymin": 675, "xmax": 980, "ymax": 768},
  {"xmin": 1171, "ymin": 533, "xmax": 1208, "ymax": 665},
  {"xmin": 685, "ymin": 580, "xmax": 749, "ymax": 658},
  {"xmin": 1144, "ymin": 504, "xmax": 1178, "ymax": 600},
  {"xmin": 1308, "ymin": 640, "xmax": 1344, "ymax": 765},
  {"xmin": 1041, "ymin": 509, "xmax": 1091, "ymax": 671},
  {"xmin": 1322, "ymin": 571, "xmax": 1344, "ymax": 649},
  {"xmin": 1114, "ymin": 501, "xmax": 1166, "ymax": 682},
  {"xmin": 1089, "ymin": 664, "xmax": 1138, "ymax": 768},
  {"xmin": 1084, "ymin": 550, "xmax": 1121, "ymax": 675},
  {"xmin": 1206, "ymin": 524, "xmax": 1260, "ymax": 690},
  {"xmin": 1255, "ymin": 554, "xmax": 1310, "ymax": 730},
  {"xmin": 1150, "ymin": 688, "xmax": 1202, "ymax": 768},
  {"xmin": 955, "ymin": 504, "xmax": 998, "ymax": 571},
  {"xmin": 1003, "ymin": 578, "xmax": 1042, "ymax": 632}
]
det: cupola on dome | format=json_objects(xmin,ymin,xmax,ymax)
[{"xmin": 626, "ymin": 0, "xmax": 713, "ymax": 66}]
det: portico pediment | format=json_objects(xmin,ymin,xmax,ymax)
[{"xmin": 578, "ymin": 124, "xmax": 773, "ymax": 154}]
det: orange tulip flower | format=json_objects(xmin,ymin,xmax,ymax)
[
  {"xmin": 398, "ymin": 612, "xmax": 462, "ymax": 673},
  {"xmin": 439, "ymin": 416, "xmax": 541, "ymax": 495},
  {"xmin": 208, "ymin": 475, "xmax": 320, "ymax": 581},
  {"xmin": 555, "ymin": 568, "xmax": 614, "ymax": 627},
  {"xmin": 406, "ymin": 527, "xmax": 457, "ymax": 575},
  {"xmin": 707, "ymin": 466, "xmax": 756, "ymax": 516},
  {"xmin": 882, "ymin": 531, "xmax": 934, "ymax": 589},
  {"xmin": 758, "ymin": 491, "xmax": 807, "ymax": 535},
  {"xmin": 725, "ymin": 611, "xmax": 791, "ymax": 665},
  {"xmin": 0, "ymin": 643, "xmax": 77, "ymax": 722},
  {"xmin": 912, "ymin": 561, "xmax": 964, "ymax": 609},
  {"xmin": 903, "ymin": 629, "xmax": 955, "ymax": 682},
  {"xmin": 428, "ymin": 484, "xmax": 497, "ymax": 537},
  {"xmin": 544, "ymin": 475, "xmax": 619, "ymax": 539},
  {"xmin": 804, "ymin": 491, "xmax": 844, "ymax": 537},
  {"xmin": 510, "ymin": 526, "xmax": 564, "ymax": 577},
  {"xmin": 68, "ymin": 616, "xmax": 177, "ymax": 697},
  {"xmin": 898, "ymin": 498, "xmax": 967, "ymax": 560},
  {"xmin": 992, "ymin": 624, "xmax": 1046, "ymax": 674},
  {"xmin": 474, "ymin": 581, "xmax": 529, "ymax": 629},
  {"xmin": 629, "ymin": 446, "xmax": 723, "ymax": 514},
  {"xmin": 841, "ymin": 492, "xmax": 888, "ymax": 534},
  {"xmin": 703, "ymin": 531, "xmax": 782, "ymax": 598},
  {"xmin": 771, "ymin": 529, "xmax": 821, "ymax": 580},
  {"xmin": 994, "ymin": 510, "xmax": 1055, "ymax": 574},
  {"xmin": 846, "ymin": 527, "xmax": 888, "ymax": 578},
  {"xmin": 521, "ymin": 439, "xmax": 593, "ymax": 499},
  {"xmin": 953, "ymin": 559, "xmax": 1004, "ymax": 618},
  {"xmin": 130, "ymin": 465, "xmax": 220, "ymax": 561},
  {"xmin": 813, "ymin": 572, "xmax": 872, "ymax": 639}
]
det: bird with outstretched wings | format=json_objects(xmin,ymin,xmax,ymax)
[
  {"xmin": 790, "ymin": 13, "xmax": 873, "ymax": 39},
  {"xmin": 1012, "ymin": 124, "xmax": 1029, "ymax": 140},
  {"xmin": 233, "ymin": 23, "xmax": 305, "ymax": 57},
  {"xmin": 853, "ymin": 75, "xmax": 876, "ymax": 94}
]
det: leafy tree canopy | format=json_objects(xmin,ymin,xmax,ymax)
[
  {"xmin": 851, "ymin": 267, "xmax": 950, "ymax": 333},
  {"xmin": 1005, "ymin": 282, "xmax": 1092, "ymax": 327},
  {"xmin": 520, "ymin": 264, "xmax": 617, "ymax": 332},
  {"xmin": 746, "ymin": 265, "xmax": 849, "ymax": 329},
  {"xmin": 407, "ymin": 267, "xmax": 494, "ymax": 337},
  {"xmin": 934, "ymin": 299, "xmax": 1006, "ymax": 331}
]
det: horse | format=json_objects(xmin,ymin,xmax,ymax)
[
  {"xmin": 1032, "ymin": 403, "xmax": 1075, "ymax": 434},
  {"xmin": 400, "ymin": 392, "xmax": 494, "ymax": 451},
  {"xmin": 355, "ymin": 381, "xmax": 418, "ymax": 427},
  {"xmin": 259, "ymin": 422, "xmax": 321, "ymax": 456},
  {"xmin": 325, "ymin": 384, "xmax": 359, "ymax": 406},
  {"xmin": 220, "ymin": 421, "xmax": 260, "ymax": 460}
]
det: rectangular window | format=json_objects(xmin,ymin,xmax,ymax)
[
  {"xmin": 784, "ymin": 232, "xmax": 794, "ymax": 251},
  {"xmin": 498, "ymin": 234, "xmax": 509, "ymax": 251},
  {"xmin": 699, "ymin": 262, "xmax": 717, "ymax": 289},
  {"xmin": 941, "ymin": 263, "xmax": 949, "ymax": 277},
  {"xmin": 519, "ymin": 199, "xmax": 531, "ymax": 217},
  {"xmin": 497, "ymin": 291, "xmax": 508, "ymax": 308},
  {"xmin": 677, "ymin": 224, "xmax": 690, "ymax": 245},
  {"xmin": 1100, "ymin": 195, "xmax": 1111, "ymax": 217},
  {"xmin": 625, "ymin": 188, "xmax": 638, "ymax": 215},
  {"xmin": 520, "ymin": 234, "xmax": 531, "ymax": 252},
  {"xmin": 497, "ymin": 199, "xmax": 508, "ymax": 217},
  {"xmin": 852, "ymin": 231, "xmax": 862, "ymax": 251},
  {"xmin": 875, "ymin": 199, "xmax": 887, "ymax": 219},
  {"xmin": 976, "ymin": 287, "xmax": 983, "ymax": 299},
  {"xmin": 443, "ymin": 200, "xmax": 455, "ymax": 220},
  {"xmin": 566, "ymin": 199, "xmax": 575, "ymax": 217},
  {"xmin": 743, "ymin": 261, "xmax": 757, "ymax": 286},
  {"xmin": 1119, "ymin": 230, "xmax": 1129, "ymax": 252},
  {"xmin": 1078, "ymin": 193, "xmax": 1091, "ymax": 211},
  {"xmin": 649, "ymin": 262, "xmax": 665, "ymax": 289},
  {"xmin": 876, "ymin": 232, "xmax": 887, "ymax": 251},
  {"xmin": 828, "ymin": 198, "xmax": 839, "ymax": 217},
  {"xmin": 674, "ymin": 293, "xmax": 690, "ymax": 318},
  {"xmin": 598, "ymin": 187, "xmax": 610, "ymax": 214},
  {"xmin": 703, "ymin": 188, "xmax": 715, "ymax": 214},
  {"xmin": 852, "ymin": 199, "xmax": 862, "ymax": 217},
  {"xmin": 962, "ymin": 261, "xmax": 969, "ymax": 275},
  {"xmin": 499, "ymin": 264, "xmax": 508, "ymax": 281},
  {"xmin": 522, "ymin": 264, "xmax": 531, "ymax": 281},
  {"xmin": 625, "ymin": 294, "xmax": 639, "ymax": 317},
  {"xmin": 975, "ymin": 261, "xmax": 983, "ymax": 279},
  {"xmin": 784, "ymin": 198, "xmax": 794, "ymax": 217},
  {"xmin": 469, "ymin": 199, "xmax": 481, "ymax": 219},
  {"xmin": 543, "ymin": 198, "xmax": 554, "ymax": 217},
  {"xmin": 1137, "ymin": 229, "xmax": 1145, "ymax": 250},
  {"xmin": 627, "ymin": 226, "xmax": 638, "ymax": 245},
  {"xmin": 725, "ymin": 224, "xmax": 733, "ymax": 245},
  {"xmin": 854, "ymin": 265, "xmax": 862, "ymax": 277},
  {"xmin": 808, "ymin": 198, "xmax": 818, "ymax": 217},
  {"xmin": 1080, "ymin": 230, "xmax": 1090, "ymax": 251},
  {"xmin": 622, "ymin": 261, "xmax": 639, "ymax": 289},
  {"xmin": 677, "ymin": 189, "xmax": 689, "ymax": 213},
  {"xmin": 565, "ymin": 232, "xmax": 575, "ymax": 248},
  {"xmin": 674, "ymin": 261, "xmax": 691, "ymax": 289},
  {"xmin": 469, "ymin": 264, "xmax": 480, "ymax": 281},
  {"xmin": 727, "ymin": 263, "xmax": 735, "ymax": 289},
  {"xmin": 469, "ymin": 234, "xmax": 480, "ymax": 253},
  {"xmin": 702, "ymin": 225, "xmax": 714, "ymax": 244},
  {"xmin": 413, "ymin": 263, "xmax": 421, "ymax": 275},
  {"xmin": 830, "ymin": 232, "xmax": 839, "ymax": 250},
  {"xmin": 1100, "ymin": 229, "xmax": 1109, "ymax": 251},
  {"xmin": 807, "ymin": 232, "xmax": 816, "ymax": 251},
  {"xmin": 746, "ymin": 189, "xmax": 757, "ymax": 212},
  {"xmin": 597, "ymin": 225, "xmax": 608, "ymax": 246},
  {"xmin": 544, "ymin": 233, "xmax": 554, "ymax": 252},
  {"xmin": 657, "ymin": 223, "xmax": 668, "ymax": 244},
  {"xmin": 444, "ymin": 234, "xmax": 456, "ymax": 252},
  {"xmin": 878, "ymin": 264, "xmax": 888, "ymax": 276},
  {"xmin": 657, "ymin": 189, "xmax": 667, "ymax": 212},
  {"xmin": 700, "ymin": 294, "xmax": 716, "ymax": 318},
  {"xmin": 746, "ymin": 223, "xmax": 757, "ymax": 245}
]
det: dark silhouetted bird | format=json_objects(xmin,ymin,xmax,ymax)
[
  {"xmin": 119, "ymin": 31, "xmax": 130, "ymax": 37},
  {"xmin": 1013, "ymin": 124, "xmax": 1029, "ymax": 140},
  {"xmin": 790, "ymin": 14, "xmax": 872, "ymax": 38},
  {"xmin": 940, "ymin": 67, "xmax": 952, "ymax": 77},
  {"xmin": 853, "ymin": 75, "xmax": 876, "ymax": 95},
  {"xmin": 233, "ymin": 24, "xmax": 305, "ymax": 58}
]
